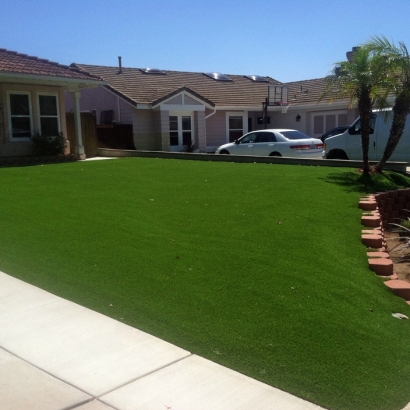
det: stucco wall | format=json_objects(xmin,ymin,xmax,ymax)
[
  {"xmin": 65, "ymin": 86, "xmax": 134, "ymax": 125},
  {"xmin": 205, "ymin": 110, "xmax": 227, "ymax": 146},
  {"xmin": 194, "ymin": 111, "xmax": 206, "ymax": 152},
  {"xmin": 133, "ymin": 109, "xmax": 156, "ymax": 150},
  {"xmin": 0, "ymin": 83, "xmax": 67, "ymax": 157}
]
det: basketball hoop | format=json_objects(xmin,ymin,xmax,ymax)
[{"xmin": 278, "ymin": 101, "xmax": 290, "ymax": 114}]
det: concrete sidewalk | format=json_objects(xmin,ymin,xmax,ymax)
[{"xmin": 0, "ymin": 271, "xmax": 326, "ymax": 410}]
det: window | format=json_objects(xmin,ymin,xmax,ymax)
[
  {"xmin": 255, "ymin": 132, "xmax": 276, "ymax": 143},
  {"xmin": 100, "ymin": 110, "xmax": 114, "ymax": 125},
  {"xmin": 350, "ymin": 114, "xmax": 376, "ymax": 135},
  {"xmin": 169, "ymin": 116, "xmax": 179, "ymax": 146},
  {"xmin": 8, "ymin": 92, "xmax": 32, "ymax": 139},
  {"xmin": 181, "ymin": 116, "xmax": 192, "ymax": 146},
  {"xmin": 169, "ymin": 115, "xmax": 192, "ymax": 147},
  {"xmin": 257, "ymin": 116, "xmax": 270, "ymax": 125},
  {"xmin": 239, "ymin": 133, "xmax": 257, "ymax": 144},
  {"xmin": 38, "ymin": 94, "xmax": 60, "ymax": 136},
  {"xmin": 228, "ymin": 116, "xmax": 243, "ymax": 142}
]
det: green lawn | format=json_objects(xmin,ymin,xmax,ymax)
[{"xmin": 1, "ymin": 158, "xmax": 410, "ymax": 410}]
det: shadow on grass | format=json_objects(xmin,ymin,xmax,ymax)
[{"xmin": 323, "ymin": 170, "xmax": 410, "ymax": 193}]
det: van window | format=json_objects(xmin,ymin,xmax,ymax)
[{"xmin": 350, "ymin": 114, "xmax": 376, "ymax": 135}]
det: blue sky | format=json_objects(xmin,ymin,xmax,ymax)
[{"xmin": 2, "ymin": 0, "xmax": 410, "ymax": 82}]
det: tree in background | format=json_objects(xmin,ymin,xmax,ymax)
[
  {"xmin": 364, "ymin": 36, "xmax": 410, "ymax": 173},
  {"xmin": 321, "ymin": 46, "xmax": 388, "ymax": 174}
]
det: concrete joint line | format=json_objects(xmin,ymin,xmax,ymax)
[
  {"xmin": 0, "ymin": 346, "xmax": 92, "ymax": 398},
  {"xmin": 96, "ymin": 352, "xmax": 194, "ymax": 398}
]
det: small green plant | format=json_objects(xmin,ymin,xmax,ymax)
[
  {"xmin": 390, "ymin": 218, "xmax": 410, "ymax": 240},
  {"xmin": 182, "ymin": 143, "xmax": 197, "ymax": 153},
  {"xmin": 30, "ymin": 131, "xmax": 66, "ymax": 156},
  {"xmin": 401, "ymin": 218, "xmax": 410, "ymax": 230}
]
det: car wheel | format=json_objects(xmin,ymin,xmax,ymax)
[
  {"xmin": 327, "ymin": 149, "xmax": 348, "ymax": 160},
  {"xmin": 219, "ymin": 150, "xmax": 230, "ymax": 154},
  {"xmin": 269, "ymin": 152, "xmax": 282, "ymax": 157}
]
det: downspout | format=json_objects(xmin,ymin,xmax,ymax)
[
  {"xmin": 204, "ymin": 108, "xmax": 216, "ymax": 153},
  {"xmin": 205, "ymin": 108, "xmax": 216, "ymax": 119}
]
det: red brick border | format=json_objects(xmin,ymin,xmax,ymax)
[{"xmin": 360, "ymin": 190, "xmax": 410, "ymax": 302}]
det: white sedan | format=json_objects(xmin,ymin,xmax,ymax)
[{"xmin": 215, "ymin": 129, "xmax": 324, "ymax": 158}]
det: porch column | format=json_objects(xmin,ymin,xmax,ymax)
[
  {"xmin": 71, "ymin": 90, "xmax": 86, "ymax": 159},
  {"xmin": 159, "ymin": 110, "xmax": 170, "ymax": 151},
  {"xmin": 195, "ymin": 111, "xmax": 206, "ymax": 153}
]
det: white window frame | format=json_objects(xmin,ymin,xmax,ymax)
[
  {"xmin": 7, "ymin": 91, "xmax": 33, "ymax": 141},
  {"xmin": 225, "ymin": 112, "xmax": 247, "ymax": 143},
  {"xmin": 168, "ymin": 111, "xmax": 194, "ymax": 151},
  {"xmin": 37, "ymin": 92, "xmax": 61, "ymax": 136}
]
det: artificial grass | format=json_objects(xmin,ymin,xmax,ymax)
[{"xmin": 1, "ymin": 158, "xmax": 410, "ymax": 409}]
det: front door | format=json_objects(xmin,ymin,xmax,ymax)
[{"xmin": 169, "ymin": 114, "xmax": 193, "ymax": 151}]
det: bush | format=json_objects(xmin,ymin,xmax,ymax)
[
  {"xmin": 182, "ymin": 143, "xmax": 197, "ymax": 152},
  {"xmin": 30, "ymin": 132, "xmax": 66, "ymax": 156}
]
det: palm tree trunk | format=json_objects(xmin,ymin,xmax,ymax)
[
  {"xmin": 376, "ymin": 91, "xmax": 410, "ymax": 172},
  {"xmin": 358, "ymin": 90, "xmax": 372, "ymax": 174}
]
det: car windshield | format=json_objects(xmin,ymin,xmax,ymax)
[{"xmin": 280, "ymin": 130, "xmax": 310, "ymax": 140}]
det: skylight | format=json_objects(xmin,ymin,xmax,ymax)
[
  {"xmin": 140, "ymin": 68, "xmax": 166, "ymax": 75},
  {"xmin": 203, "ymin": 72, "xmax": 233, "ymax": 82},
  {"xmin": 245, "ymin": 75, "xmax": 269, "ymax": 82}
]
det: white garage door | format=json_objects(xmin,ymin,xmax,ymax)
[{"xmin": 311, "ymin": 111, "xmax": 348, "ymax": 139}]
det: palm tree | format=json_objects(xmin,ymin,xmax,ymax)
[
  {"xmin": 321, "ymin": 46, "xmax": 388, "ymax": 174},
  {"xmin": 364, "ymin": 36, "xmax": 410, "ymax": 173}
]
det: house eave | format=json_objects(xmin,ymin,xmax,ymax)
[{"xmin": 0, "ymin": 72, "xmax": 105, "ymax": 90}]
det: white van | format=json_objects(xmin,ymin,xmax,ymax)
[{"xmin": 324, "ymin": 110, "xmax": 410, "ymax": 162}]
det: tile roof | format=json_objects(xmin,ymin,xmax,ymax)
[
  {"xmin": 286, "ymin": 77, "xmax": 348, "ymax": 107},
  {"xmin": 72, "ymin": 63, "xmax": 283, "ymax": 107},
  {"xmin": 0, "ymin": 48, "xmax": 102, "ymax": 82}
]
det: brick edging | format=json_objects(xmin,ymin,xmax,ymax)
[{"xmin": 360, "ymin": 190, "xmax": 410, "ymax": 304}]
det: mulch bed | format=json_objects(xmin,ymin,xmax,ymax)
[{"xmin": 385, "ymin": 229, "xmax": 410, "ymax": 282}]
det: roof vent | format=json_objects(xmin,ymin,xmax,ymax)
[
  {"xmin": 245, "ymin": 75, "xmax": 269, "ymax": 82},
  {"xmin": 203, "ymin": 72, "xmax": 233, "ymax": 82},
  {"xmin": 140, "ymin": 68, "xmax": 166, "ymax": 75}
]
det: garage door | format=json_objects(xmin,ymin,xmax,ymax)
[{"xmin": 311, "ymin": 111, "xmax": 348, "ymax": 140}]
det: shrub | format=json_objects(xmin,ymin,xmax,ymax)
[
  {"xmin": 30, "ymin": 132, "xmax": 66, "ymax": 156},
  {"xmin": 182, "ymin": 143, "xmax": 197, "ymax": 152}
]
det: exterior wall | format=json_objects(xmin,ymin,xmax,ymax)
[
  {"xmin": 247, "ymin": 106, "xmax": 357, "ymax": 138},
  {"xmin": 132, "ymin": 108, "xmax": 156, "ymax": 150},
  {"xmin": 155, "ymin": 110, "xmax": 170, "ymax": 151},
  {"xmin": 0, "ymin": 83, "xmax": 67, "ymax": 157},
  {"xmin": 205, "ymin": 110, "xmax": 227, "ymax": 147},
  {"xmin": 65, "ymin": 86, "xmax": 134, "ymax": 125},
  {"xmin": 194, "ymin": 111, "xmax": 206, "ymax": 153}
]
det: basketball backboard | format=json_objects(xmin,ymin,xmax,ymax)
[{"xmin": 267, "ymin": 85, "xmax": 289, "ymax": 106}]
